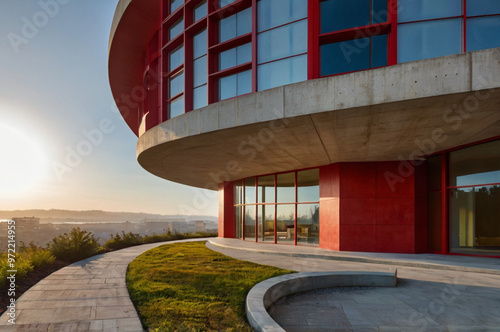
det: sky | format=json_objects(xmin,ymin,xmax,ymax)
[{"xmin": 0, "ymin": 0, "xmax": 218, "ymax": 216}]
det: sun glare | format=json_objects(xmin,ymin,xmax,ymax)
[{"xmin": 0, "ymin": 125, "xmax": 47, "ymax": 197}]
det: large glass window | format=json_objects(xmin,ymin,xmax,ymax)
[
  {"xmin": 234, "ymin": 169, "xmax": 319, "ymax": 246},
  {"xmin": 467, "ymin": 0, "xmax": 500, "ymax": 16},
  {"xmin": 398, "ymin": 0, "xmax": 461, "ymax": 23},
  {"xmin": 398, "ymin": 19, "xmax": 462, "ymax": 63},
  {"xmin": 169, "ymin": 45, "xmax": 184, "ymax": 71},
  {"xmin": 466, "ymin": 17, "xmax": 500, "ymax": 52},
  {"xmin": 169, "ymin": 18, "xmax": 184, "ymax": 40},
  {"xmin": 219, "ymin": 43, "xmax": 252, "ymax": 71},
  {"xmin": 194, "ymin": 1, "xmax": 207, "ymax": 22},
  {"xmin": 219, "ymin": 7, "xmax": 252, "ymax": 43},
  {"xmin": 448, "ymin": 140, "xmax": 500, "ymax": 256},
  {"xmin": 219, "ymin": 70, "xmax": 252, "ymax": 100},
  {"xmin": 321, "ymin": 35, "xmax": 387, "ymax": 76},
  {"xmin": 170, "ymin": 0, "xmax": 183, "ymax": 13},
  {"xmin": 257, "ymin": 0, "xmax": 307, "ymax": 91},
  {"xmin": 321, "ymin": 0, "xmax": 387, "ymax": 33},
  {"xmin": 193, "ymin": 30, "xmax": 208, "ymax": 109}
]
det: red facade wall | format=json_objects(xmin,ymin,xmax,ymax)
[
  {"xmin": 319, "ymin": 161, "xmax": 427, "ymax": 253},
  {"xmin": 218, "ymin": 182, "xmax": 234, "ymax": 238}
]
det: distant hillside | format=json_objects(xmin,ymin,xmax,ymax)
[{"xmin": 0, "ymin": 209, "xmax": 217, "ymax": 223}]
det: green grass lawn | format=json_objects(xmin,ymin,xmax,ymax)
[{"xmin": 126, "ymin": 241, "xmax": 293, "ymax": 331}]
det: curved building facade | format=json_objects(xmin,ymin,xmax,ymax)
[{"xmin": 109, "ymin": 0, "xmax": 500, "ymax": 256}]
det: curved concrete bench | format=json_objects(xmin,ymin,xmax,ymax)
[{"xmin": 246, "ymin": 270, "xmax": 397, "ymax": 332}]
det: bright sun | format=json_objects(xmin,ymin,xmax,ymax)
[{"xmin": 0, "ymin": 125, "xmax": 47, "ymax": 197}]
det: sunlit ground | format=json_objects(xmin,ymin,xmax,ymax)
[{"xmin": 0, "ymin": 124, "xmax": 48, "ymax": 197}]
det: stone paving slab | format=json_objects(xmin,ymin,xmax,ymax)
[{"xmin": 0, "ymin": 238, "xmax": 211, "ymax": 332}]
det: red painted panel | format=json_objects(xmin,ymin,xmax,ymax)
[
  {"xmin": 415, "ymin": 197, "xmax": 428, "ymax": 253},
  {"xmin": 376, "ymin": 225, "xmax": 415, "ymax": 253},
  {"xmin": 319, "ymin": 164, "xmax": 340, "ymax": 198},
  {"xmin": 340, "ymin": 225, "xmax": 376, "ymax": 252},
  {"xmin": 340, "ymin": 198, "xmax": 376, "ymax": 225},
  {"xmin": 376, "ymin": 161, "xmax": 415, "ymax": 198},
  {"xmin": 376, "ymin": 198, "xmax": 415, "ymax": 225},
  {"xmin": 319, "ymin": 197, "xmax": 340, "ymax": 250},
  {"xmin": 340, "ymin": 163, "xmax": 377, "ymax": 198},
  {"xmin": 218, "ymin": 182, "xmax": 235, "ymax": 238}
]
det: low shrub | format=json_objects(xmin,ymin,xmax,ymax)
[
  {"xmin": 20, "ymin": 242, "xmax": 55, "ymax": 268},
  {"xmin": 48, "ymin": 227, "xmax": 99, "ymax": 262},
  {"xmin": 104, "ymin": 231, "xmax": 143, "ymax": 250}
]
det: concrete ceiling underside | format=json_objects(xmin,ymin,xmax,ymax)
[{"xmin": 137, "ymin": 90, "xmax": 500, "ymax": 190}]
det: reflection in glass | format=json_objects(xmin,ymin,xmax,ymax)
[
  {"xmin": 258, "ymin": 175, "xmax": 275, "ymax": 203},
  {"xmin": 193, "ymin": 85, "xmax": 207, "ymax": 109},
  {"xmin": 449, "ymin": 140, "xmax": 500, "ymax": 187},
  {"xmin": 321, "ymin": 0, "xmax": 369, "ymax": 33},
  {"xmin": 219, "ymin": 70, "xmax": 252, "ymax": 100},
  {"xmin": 428, "ymin": 155, "xmax": 442, "ymax": 191},
  {"xmin": 467, "ymin": 0, "xmax": 500, "ymax": 16},
  {"xmin": 169, "ymin": 18, "xmax": 184, "ymax": 40},
  {"xmin": 450, "ymin": 186, "xmax": 500, "ymax": 255},
  {"xmin": 219, "ymin": 43, "xmax": 252, "ymax": 71},
  {"xmin": 277, "ymin": 204, "xmax": 295, "ymax": 243},
  {"xmin": 194, "ymin": 1, "xmax": 207, "ymax": 21},
  {"xmin": 277, "ymin": 172, "xmax": 295, "ymax": 203},
  {"xmin": 466, "ymin": 17, "xmax": 500, "ymax": 52},
  {"xmin": 244, "ymin": 205, "xmax": 256, "ymax": 240},
  {"xmin": 258, "ymin": 204, "xmax": 275, "ymax": 242},
  {"xmin": 321, "ymin": 35, "xmax": 387, "ymax": 77},
  {"xmin": 235, "ymin": 206, "xmax": 243, "ymax": 239},
  {"xmin": 297, "ymin": 169, "xmax": 319, "ymax": 202},
  {"xmin": 258, "ymin": 20, "xmax": 307, "ymax": 64},
  {"xmin": 169, "ymin": 72, "xmax": 184, "ymax": 98},
  {"xmin": 428, "ymin": 191, "xmax": 442, "ymax": 251},
  {"xmin": 245, "ymin": 177, "xmax": 256, "ymax": 204},
  {"xmin": 257, "ymin": 0, "xmax": 307, "ymax": 32},
  {"xmin": 193, "ymin": 30, "xmax": 207, "ymax": 58},
  {"xmin": 258, "ymin": 55, "xmax": 307, "ymax": 91},
  {"xmin": 169, "ymin": 96, "xmax": 184, "ymax": 119},
  {"xmin": 397, "ymin": 18, "xmax": 461, "ymax": 63},
  {"xmin": 194, "ymin": 55, "xmax": 207, "ymax": 86},
  {"xmin": 170, "ymin": 0, "xmax": 183, "ymax": 13},
  {"xmin": 234, "ymin": 181, "xmax": 243, "ymax": 205},
  {"xmin": 219, "ymin": 7, "xmax": 252, "ymax": 43},
  {"xmin": 169, "ymin": 46, "xmax": 184, "ymax": 71},
  {"xmin": 297, "ymin": 204, "xmax": 319, "ymax": 245},
  {"xmin": 398, "ymin": 0, "xmax": 461, "ymax": 23}
]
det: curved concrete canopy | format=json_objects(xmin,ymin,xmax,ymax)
[
  {"xmin": 138, "ymin": 49, "xmax": 500, "ymax": 191},
  {"xmin": 108, "ymin": 0, "xmax": 160, "ymax": 135}
]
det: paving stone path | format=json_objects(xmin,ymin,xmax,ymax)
[{"xmin": 0, "ymin": 238, "xmax": 210, "ymax": 332}]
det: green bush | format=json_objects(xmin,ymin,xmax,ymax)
[
  {"xmin": 104, "ymin": 231, "xmax": 143, "ymax": 250},
  {"xmin": 48, "ymin": 227, "xmax": 99, "ymax": 262},
  {"xmin": 0, "ymin": 253, "xmax": 34, "ymax": 288},
  {"xmin": 20, "ymin": 242, "xmax": 55, "ymax": 268}
]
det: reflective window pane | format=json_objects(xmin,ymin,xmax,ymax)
[
  {"xmin": 428, "ymin": 155, "xmax": 442, "ymax": 191},
  {"xmin": 244, "ymin": 205, "xmax": 256, "ymax": 240},
  {"xmin": 450, "ymin": 186, "xmax": 500, "ymax": 255},
  {"xmin": 219, "ymin": 70, "xmax": 252, "ymax": 100},
  {"xmin": 466, "ymin": 16, "xmax": 500, "ymax": 52},
  {"xmin": 245, "ymin": 177, "xmax": 256, "ymax": 204},
  {"xmin": 277, "ymin": 172, "xmax": 295, "ymax": 203},
  {"xmin": 193, "ymin": 29, "xmax": 207, "ymax": 59},
  {"xmin": 219, "ymin": 0, "xmax": 237, "ymax": 8},
  {"xmin": 277, "ymin": 204, "xmax": 295, "ymax": 244},
  {"xmin": 169, "ymin": 72, "xmax": 184, "ymax": 98},
  {"xmin": 297, "ymin": 169, "xmax": 319, "ymax": 202},
  {"xmin": 398, "ymin": 0, "xmax": 462, "ymax": 23},
  {"xmin": 297, "ymin": 204, "xmax": 319, "ymax": 245},
  {"xmin": 397, "ymin": 19, "xmax": 462, "ymax": 63},
  {"xmin": 234, "ymin": 181, "xmax": 243, "ymax": 205},
  {"xmin": 219, "ymin": 7, "xmax": 252, "ymax": 43},
  {"xmin": 258, "ymin": 204, "xmax": 275, "ymax": 242},
  {"xmin": 219, "ymin": 43, "xmax": 251, "ymax": 70},
  {"xmin": 258, "ymin": 54, "xmax": 307, "ymax": 91},
  {"xmin": 169, "ymin": 18, "xmax": 184, "ymax": 40},
  {"xmin": 372, "ymin": 34, "xmax": 388, "ymax": 68},
  {"xmin": 194, "ymin": 1, "xmax": 207, "ymax": 21},
  {"xmin": 258, "ymin": 20, "xmax": 307, "ymax": 64},
  {"xmin": 428, "ymin": 191, "xmax": 442, "ymax": 251},
  {"xmin": 194, "ymin": 55, "xmax": 207, "ymax": 87},
  {"xmin": 449, "ymin": 140, "xmax": 500, "ymax": 187},
  {"xmin": 257, "ymin": 0, "xmax": 307, "ymax": 32},
  {"xmin": 258, "ymin": 175, "xmax": 275, "ymax": 203},
  {"xmin": 321, "ymin": 0, "xmax": 369, "ymax": 33},
  {"xmin": 235, "ymin": 206, "xmax": 243, "ymax": 239},
  {"xmin": 193, "ymin": 84, "xmax": 207, "ymax": 109},
  {"xmin": 372, "ymin": 0, "xmax": 388, "ymax": 24},
  {"xmin": 169, "ymin": 96, "xmax": 184, "ymax": 118},
  {"xmin": 169, "ymin": 45, "xmax": 184, "ymax": 71},
  {"xmin": 467, "ymin": 0, "xmax": 500, "ymax": 16},
  {"xmin": 170, "ymin": 0, "xmax": 183, "ymax": 13}
]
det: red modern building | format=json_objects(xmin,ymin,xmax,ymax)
[{"xmin": 109, "ymin": 0, "xmax": 500, "ymax": 257}]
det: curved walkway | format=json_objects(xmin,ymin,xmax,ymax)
[
  {"xmin": 207, "ymin": 238, "xmax": 500, "ymax": 331},
  {"xmin": 0, "ymin": 238, "xmax": 211, "ymax": 332}
]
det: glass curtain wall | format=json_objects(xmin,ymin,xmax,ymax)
[
  {"xmin": 234, "ymin": 169, "xmax": 319, "ymax": 246},
  {"xmin": 449, "ymin": 140, "xmax": 500, "ymax": 255}
]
